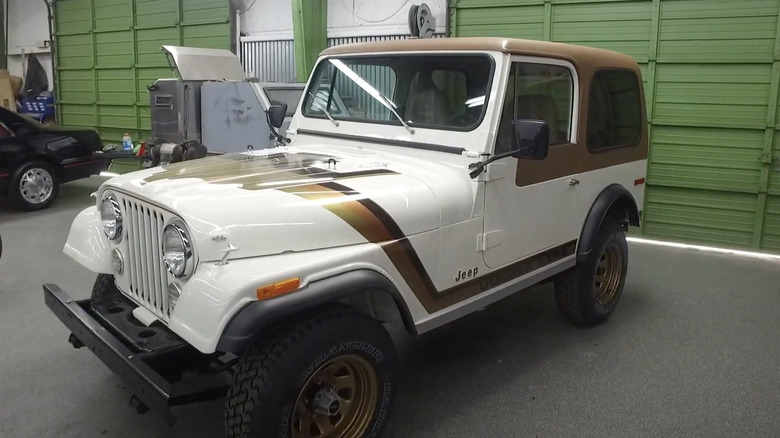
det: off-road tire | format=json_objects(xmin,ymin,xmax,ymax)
[
  {"xmin": 555, "ymin": 220, "xmax": 628, "ymax": 326},
  {"xmin": 225, "ymin": 304, "xmax": 396, "ymax": 438},
  {"xmin": 10, "ymin": 160, "xmax": 60, "ymax": 211},
  {"xmin": 92, "ymin": 274, "xmax": 119, "ymax": 299}
]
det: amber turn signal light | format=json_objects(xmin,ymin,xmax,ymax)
[{"xmin": 256, "ymin": 277, "xmax": 300, "ymax": 300}]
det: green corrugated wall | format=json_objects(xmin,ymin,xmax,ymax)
[
  {"xmin": 451, "ymin": 0, "xmax": 780, "ymax": 253},
  {"xmin": 53, "ymin": 0, "xmax": 231, "ymax": 144}
]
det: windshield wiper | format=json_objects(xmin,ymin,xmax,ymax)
[
  {"xmin": 374, "ymin": 91, "xmax": 415, "ymax": 135},
  {"xmin": 308, "ymin": 92, "xmax": 340, "ymax": 127},
  {"xmin": 327, "ymin": 59, "xmax": 414, "ymax": 135}
]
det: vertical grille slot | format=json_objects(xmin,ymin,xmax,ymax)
[{"xmin": 118, "ymin": 195, "xmax": 171, "ymax": 322}]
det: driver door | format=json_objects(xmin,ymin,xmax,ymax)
[{"xmin": 482, "ymin": 58, "xmax": 582, "ymax": 269}]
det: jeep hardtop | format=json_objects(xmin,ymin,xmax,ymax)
[{"xmin": 45, "ymin": 37, "xmax": 647, "ymax": 438}]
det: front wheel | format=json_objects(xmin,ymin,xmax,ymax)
[
  {"xmin": 554, "ymin": 220, "xmax": 628, "ymax": 326},
  {"xmin": 11, "ymin": 161, "xmax": 60, "ymax": 211},
  {"xmin": 225, "ymin": 304, "xmax": 396, "ymax": 438}
]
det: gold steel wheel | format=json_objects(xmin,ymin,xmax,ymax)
[
  {"xmin": 292, "ymin": 354, "xmax": 378, "ymax": 438},
  {"xmin": 594, "ymin": 242, "xmax": 623, "ymax": 306}
]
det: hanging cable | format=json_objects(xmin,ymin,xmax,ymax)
[
  {"xmin": 239, "ymin": 0, "xmax": 258, "ymax": 16},
  {"xmin": 336, "ymin": 0, "xmax": 411, "ymax": 24}
]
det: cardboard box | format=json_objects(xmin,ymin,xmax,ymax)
[{"xmin": 0, "ymin": 70, "xmax": 24, "ymax": 113}]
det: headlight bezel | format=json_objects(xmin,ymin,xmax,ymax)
[
  {"xmin": 163, "ymin": 219, "xmax": 194, "ymax": 278},
  {"xmin": 100, "ymin": 193, "xmax": 123, "ymax": 241}
]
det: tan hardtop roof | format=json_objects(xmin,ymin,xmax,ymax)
[{"xmin": 320, "ymin": 37, "xmax": 638, "ymax": 71}]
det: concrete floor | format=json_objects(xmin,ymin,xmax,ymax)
[{"xmin": 0, "ymin": 177, "xmax": 778, "ymax": 438}]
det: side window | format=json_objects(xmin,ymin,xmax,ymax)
[
  {"xmin": 587, "ymin": 69, "xmax": 642, "ymax": 150},
  {"xmin": 495, "ymin": 62, "xmax": 574, "ymax": 154}
]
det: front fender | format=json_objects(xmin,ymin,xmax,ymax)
[
  {"xmin": 215, "ymin": 269, "xmax": 413, "ymax": 354},
  {"xmin": 63, "ymin": 206, "xmax": 112, "ymax": 273}
]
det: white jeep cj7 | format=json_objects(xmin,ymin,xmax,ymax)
[{"xmin": 45, "ymin": 37, "xmax": 647, "ymax": 438}]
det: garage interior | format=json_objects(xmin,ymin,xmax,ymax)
[{"xmin": 1, "ymin": 0, "xmax": 779, "ymax": 437}]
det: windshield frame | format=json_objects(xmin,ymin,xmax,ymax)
[{"xmin": 300, "ymin": 52, "xmax": 496, "ymax": 133}]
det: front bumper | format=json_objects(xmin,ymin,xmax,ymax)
[{"xmin": 43, "ymin": 283, "xmax": 230, "ymax": 413}]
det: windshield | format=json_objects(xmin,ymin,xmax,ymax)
[
  {"xmin": 302, "ymin": 54, "xmax": 494, "ymax": 131},
  {"xmin": 264, "ymin": 87, "xmax": 304, "ymax": 116}
]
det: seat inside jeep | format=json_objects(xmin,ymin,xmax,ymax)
[{"xmin": 405, "ymin": 70, "xmax": 453, "ymax": 125}]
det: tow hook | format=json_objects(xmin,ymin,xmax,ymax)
[
  {"xmin": 68, "ymin": 333, "xmax": 85, "ymax": 349},
  {"xmin": 129, "ymin": 395, "xmax": 150, "ymax": 414}
]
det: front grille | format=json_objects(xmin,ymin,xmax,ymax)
[{"xmin": 119, "ymin": 195, "xmax": 170, "ymax": 321}]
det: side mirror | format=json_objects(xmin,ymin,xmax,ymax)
[
  {"xmin": 266, "ymin": 101, "xmax": 288, "ymax": 128},
  {"xmin": 511, "ymin": 119, "xmax": 549, "ymax": 160}
]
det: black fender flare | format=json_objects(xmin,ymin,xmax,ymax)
[
  {"xmin": 577, "ymin": 184, "xmax": 640, "ymax": 263},
  {"xmin": 216, "ymin": 269, "xmax": 415, "ymax": 354}
]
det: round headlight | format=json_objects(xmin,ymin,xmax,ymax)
[
  {"xmin": 163, "ymin": 221, "xmax": 192, "ymax": 278},
  {"xmin": 101, "ymin": 194, "xmax": 122, "ymax": 241}
]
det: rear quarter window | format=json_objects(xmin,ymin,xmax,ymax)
[{"xmin": 587, "ymin": 69, "xmax": 642, "ymax": 151}]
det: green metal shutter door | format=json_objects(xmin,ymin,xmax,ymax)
[
  {"xmin": 54, "ymin": 0, "xmax": 231, "ymax": 144},
  {"xmin": 452, "ymin": 0, "xmax": 780, "ymax": 253}
]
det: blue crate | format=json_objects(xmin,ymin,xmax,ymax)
[{"xmin": 21, "ymin": 92, "xmax": 55, "ymax": 122}]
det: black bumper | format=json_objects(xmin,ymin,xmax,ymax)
[{"xmin": 43, "ymin": 283, "xmax": 229, "ymax": 413}]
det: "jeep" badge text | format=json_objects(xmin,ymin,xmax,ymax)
[{"xmin": 455, "ymin": 267, "xmax": 479, "ymax": 282}]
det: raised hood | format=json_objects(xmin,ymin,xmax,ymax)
[
  {"xmin": 102, "ymin": 149, "xmax": 464, "ymax": 262},
  {"xmin": 161, "ymin": 45, "xmax": 247, "ymax": 81}
]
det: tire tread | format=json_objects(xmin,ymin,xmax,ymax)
[{"xmin": 224, "ymin": 304, "xmax": 373, "ymax": 438}]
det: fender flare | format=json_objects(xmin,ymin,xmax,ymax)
[
  {"xmin": 577, "ymin": 184, "xmax": 640, "ymax": 263},
  {"xmin": 216, "ymin": 269, "xmax": 416, "ymax": 354}
]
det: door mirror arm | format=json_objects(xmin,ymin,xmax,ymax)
[
  {"xmin": 469, "ymin": 119, "xmax": 550, "ymax": 179},
  {"xmin": 468, "ymin": 149, "xmax": 517, "ymax": 178}
]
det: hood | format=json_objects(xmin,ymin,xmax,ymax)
[{"xmin": 101, "ymin": 148, "xmax": 472, "ymax": 262}]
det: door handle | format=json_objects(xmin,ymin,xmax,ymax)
[{"xmin": 568, "ymin": 179, "xmax": 580, "ymax": 186}]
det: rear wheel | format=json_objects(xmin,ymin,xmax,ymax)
[
  {"xmin": 11, "ymin": 161, "xmax": 60, "ymax": 211},
  {"xmin": 225, "ymin": 304, "xmax": 396, "ymax": 438},
  {"xmin": 554, "ymin": 219, "xmax": 628, "ymax": 326}
]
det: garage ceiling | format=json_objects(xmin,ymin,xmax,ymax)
[
  {"xmin": 53, "ymin": 0, "xmax": 231, "ymax": 144},
  {"xmin": 451, "ymin": 0, "xmax": 780, "ymax": 253}
]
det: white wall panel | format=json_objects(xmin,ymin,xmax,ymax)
[
  {"xmin": 6, "ymin": 0, "xmax": 53, "ymax": 90},
  {"xmin": 237, "ymin": 0, "xmax": 294, "ymax": 40},
  {"xmin": 237, "ymin": 0, "xmax": 447, "ymax": 40},
  {"xmin": 328, "ymin": 0, "xmax": 447, "ymax": 37}
]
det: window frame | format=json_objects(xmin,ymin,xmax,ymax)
[
  {"xmin": 585, "ymin": 67, "xmax": 643, "ymax": 153},
  {"xmin": 495, "ymin": 56, "xmax": 580, "ymax": 154},
  {"xmin": 301, "ymin": 53, "xmax": 497, "ymax": 133}
]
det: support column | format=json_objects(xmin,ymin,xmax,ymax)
[
  {"xmin": 750, "ymin": 2, "xmax": 780, "ymax": 249},
  {"xmin": 292, "ymin": 0, "xmax": 327, "ymax": 83},
  {"xmin": 639, "ymin": 0, "xmax": 663, "ymax": 235},
  {"xmin": 0, "ymin": 0, "xmax": 6, "ymax": 69}
]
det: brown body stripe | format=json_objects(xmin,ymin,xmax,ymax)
[{"xmin": 281, "ymin": 181, "xmax": 577, "ymax": 313}]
